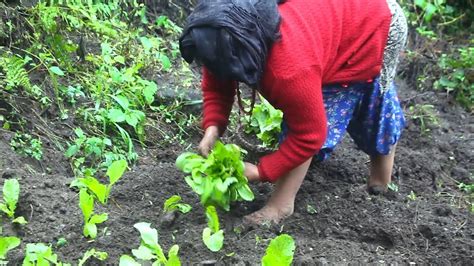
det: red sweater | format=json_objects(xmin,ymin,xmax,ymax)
[{"xmin": 201, "ymin": 0, "xmax": 392, "ymax": 182}]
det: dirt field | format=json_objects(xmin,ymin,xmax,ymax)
[{"xmin": 1, "ymin": 76, "xmax": 472, "ymax": 264}]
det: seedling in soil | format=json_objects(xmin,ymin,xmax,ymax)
[
  {"xmin": 407, "ymin": 191, "xmax": 417, "ymax": 201},
  {"xmin": 79, "ymin": 189, "xmax": 108, "ymax": 239},
  {"xmin": 387, "ymin": 182, "xmax": 399, "ymax": 192},
  {"xmin": 10, "ymin": 133, "xmax": 43, "ymax": 160},
  {"xmin": 0, "ymin": 236, "xmax": 20, "ymax": 261},
  {"xmin": 176, "ymin": 141, "xmax": 254, "ymax": 211},
  {"xmin": 306, "ymin": 204, "xmax": 318, "ymax": 214},
  {"xmin": 0, "ymin": 178, "xmax": 27, "ymax": 224},
  {"xmin": 163, "ymin": 195, "xmax": 192, "ymax": 214},
  {"xmin": 202, "ymin": 206, "xmax": 224, "ymax": 252},
  {"xmin": 23, "ymin": 243, "xmax": 69, "ymax": 266},
  {"xmin": 261, "ymin": 234, "xmax": 296, "ymax": 266},
  {"xmin": 119, "ymin": 222, "xmax": 181, "ymax": 266},
  {"xmin": 71, "ymin": 159, "xmax": 128, "ymax": 204},
  {"xmin": 78, "ymin": 248, "xmax": 108, "ymax": 266}
]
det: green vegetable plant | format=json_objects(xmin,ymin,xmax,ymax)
[
  {"xmin": 0, "ymin": 236, "xmax": 21, "ymax": 261},
  {"xmin": 78, "ymin": 248, "xmax": 108, "ymax": 266},
  {"xmin": 71, "ymin": 159, "xmax": 128, "ymax": 204},
  {"xmin": 10, "ymin": 133, "xmax": 43, "ymax": 161},
  {"xmin": 244, "ymin": 95, "xmax": 283, "ymax": 149},
  {"xmin": 202, "ymin": 206, "xmax": 224, "ymax": 252},
  {"xmin": 23, "ymin": 243, "xmax": 69, "ymax": 266},
  {"xmin": 79, "ymin": 189, "xmax": 108, "ymax": 239},
  {"xmin": 119, "ymin": 222, "xmax": 181, "ymax": 266},
  {"xmin": 163, "ymin": 195, "xmax": 192, "ymax": 214},
  {"xmin": 0, "ymin": 178, "xmax": 27, "ymax": 224},
  {"xmin": 261, "ymin": 234, "xmax": 296, "ymax": 266},
  {"xmin": 176, "ymin": 141, "xmax": 254, "ymax": 211}
]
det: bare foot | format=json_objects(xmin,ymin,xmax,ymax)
[{"xmin": 243, "ymin": 204, "xmax": 294, "ymax": 225}]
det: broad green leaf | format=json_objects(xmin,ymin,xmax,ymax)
[
  {"xmin": 164, "ymin": 195, "xmax": 192, "ymax": 214},
  {"xmin": 12, "ymin": 216, "xmax": 27, "ymax": 225},
  {"xmin": 108, "ymin": 109, "xmax": 126, "ymax": 123},
  {"xmin": 89, "ymin": 213, "xmax": 108, "ymax": 224},
  {"xmin": 202, "ymin": 228, "xmax": 224, "ymax": 252},
  {"xmin": 159, "ymin": 54, "xmax": 171, "ymax": 70},
  {"xmin": 237, "ymin": 184, "xmax": 254, "ymax": 201},
  {"xmin": 84, "ymin": 223, "xmax": 98, "ymax": 239},
  {"xmin": 81, "ymin": 177, "xmax": 107, "ymax": 204},
  {"xmin": 205, "ymin": 206, "xmax": 219, "ymax": 232},
  {"xmin": 49, "ymin": 66, "xmax": 65, "ymax": 76},
  {"xmin": 119, "ymin": 255, "xmax": 141, "ymax": 266},
  {"xmin": 261, "ymin": 234, "xmax": 295, "ymax": 266},
  {"xmin": 112, "ymin": 95, "xmax": 130, "ymax": 110},
  {"xmin": 125, "ymin": 112, "xmax": 139, "ymax": 127},
  {"xmin": 79, "ymin": 189, "xmax": 94, "ymax": 221},
  {"xmin": 3, "ymin": 179, "xmax": 19, "ymax": 217},
  {"xmin": 0, "ymin": 236, "xmax": 20, "ymax": 260},
  {"xmin": 78, "ymin": 249, "xmax": 108, "ymax": 266},
  {"xmin": 164, "ymin": 195, "xmax": 182, "ymax": 211},
  {"xmin": 133, "ymin": 222, "xmax": 166, "ymax": 262},
  {"xmin": 65, "ymin": 144, "xmax": 79, "ymax": 158},
  {"xmin": 0, "ymin": 204, "xmax": 12, "ymax": 217},
  {"xmin": 107, "ymin": 159, "xmax": 128, "ymax": 186},
  {"xmin": 142, "ymin": 81, "xmax": 158, "ymax": 105},
  {"xmin": 132, "ymin": 245, "xmax": 155, "ymax": 260},
  {"xmin": 166, "ymin": 245, "xmax": 181, "ymax": 266}
]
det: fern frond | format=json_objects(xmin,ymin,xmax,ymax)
[{"xmin": 0, "ymin": 55, "xmax": 32, "ymax": 91}]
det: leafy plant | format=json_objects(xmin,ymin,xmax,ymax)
[
  {"xmin": 0, "ymin": 54, "xmax": 31, "ymax": 91},
  {"xmin": 23, "ymin": 243, "xmax": 69, "ymax": 266},
  {"xmin": 78, "ymin": 189, "xmax": 108, "ymax": 239},
  {"xmin": 78, "ymin": 248, "xmax": 108, "ymax": 266},
  {"xmin": 261, "ymin": 234, "xmax": 296, "ymax": 266},
  {"xmin": 0, "ymin": 178, "xmax": 27, "ymax": 224},
  {"xmin": 407, "ymin": 191, "xmax": 417, "ymax": 201},
  {"xmin": 202, "ymin": 206, "xmax": 224, "ymax": 252},
  {"xmin": 163, "ymin": 195, "xmax": 192, "ymax": 214},
  {"xmin": 0, "ymin": 236, "xmax": 21, "ymax": 261},
  {"xmin": 244, "ymin": 95, "xmax": 283, "ymax": 149},
  {"xmin": 388, "ymin": 182, "xmax": 399, "ymax": 192},
  {"xmin": 176, "ymin": 141, "xmax": 254, "ymax": 211},
  {"xmin": 10, "ymin": 133, "xmax": 43, "ymax": 160},
  {"xmin": 71, "ymin": 159, "xmax": 128, "ymax": 204},
  {"xmin": 407, "ymin": 104, "xmax": 439, "ymax": 134},
  {"xmin": 119, "ymin": 222, "xmax": 181, "ymax": 266}
]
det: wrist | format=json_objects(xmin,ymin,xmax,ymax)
[{"xmin": 205, "ymin": 125, "xmax": 219, "ymax": 137}]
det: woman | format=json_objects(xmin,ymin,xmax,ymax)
[{"xmin": 179, "ymin": 0, "xmax": 408, "ymax": 224}]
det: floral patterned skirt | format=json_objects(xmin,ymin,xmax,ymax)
[{"xmin": 279, "ymin": 77, "xmax": 406, "ymax": 161}]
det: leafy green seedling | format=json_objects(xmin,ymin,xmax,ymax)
[
  {"xmin": 387, "ymin": 182, "xmax": 399, "ymax": 192},
  {"xmin": 79, "ymin": 189, "xmax": 108, "ymax": 239},
  {"xmin": 244, "ymin": 95, "xmax": 283, "ymax": 149},
  {"xmin": 163, "ymin": 195, "xmax": 192, "ymax": 214},
  {"xmin": 78, "ymin": 248, "xmax": 108, "ymax": 266},
  {"xmin": 120, "ymin": 222, "xmax": 180, "ymax": 265},
  {"xmin": 56, "ymin": 238, "xmax": 67, "ymax": 248},
  {"xmin": 407, "ymin": 191, "xmax": 417, "ymax": 201},
  {"xmin": 0, "ymin": 236, "xmax": 20, "ymax": 260},
  {"xmin": 23, "ymin": 243, "xmax": 70, "ymax": 266},
  {"xmin": 0, "ymin": 179, "xmax": 27, "ymax": 224},
  {"xmin": 176, "ymin": 141, "xmax": 254, "ymax": 211},
  {"xmin": 202, "ymin": 206, "xmax": 224, "ymax": 252},
  {"xmin": 261, "ymin": 234, "xmax": 296, "ymax": 266},
  {"xmin": 306, "ymin": 204, "xmax": 317, "ymax": 214},
  {"xmin": 71, "ymin": 159, "xmax": 128, "ymax": 204}
]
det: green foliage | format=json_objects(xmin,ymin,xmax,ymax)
[
  {"xmin": 244, "ymin": 95, "xmax": 283, "ymax": 149},
  {"xmin": 176, "ymin": 141, "xmax": 254, "ymax": 211},
  {"xmin": 119, "ymin": 222, "xmax": 181, "ymax": 266},
  {"xmin": 163, "ymin": 195, "xmax": 192, "ymax": 214},
  {"xmin": 78, "ymin": 248, "xmax": 108, "ymax": 266},
  {"xmin": 10, "ymin": 133, "xmax": 43, "ymax": 160},
  {"xmin": 435, "ymin": 47, "xmax": 474, "ymax": 110},
  {"xmin": 407, "ymin": 104, "xmax": 439, "ymax": 134},
  {"xmin": 261, "ymin": 234, "xmax": 296, "ymax": 266},
  {"xmin": 0, "ymin": 54, "xmax": 31, "ymax": 91},
  {"xmin": 388, "ymin": 182, "xmax": 399, "ymax": 192},
  {"xmin": 78, "ymin": 189, "xmax": 108, "ymax": 239},
  {"xmin": 0, "ymin": 236, "xmax": 21, "ymax": 260},
  {"xmin": 23, "ymin": 243, "xmax": 70, "ymax": 266},
  {"xmin": 0, "ymin": 178, "xmax": 27, "ymax": 224},
  {"xmin": 407, "ymin": 191, "xmax": 417, "ymax": 201},
  {"xmin": 202, "ymin": 206, "xmax": 224, "ymax": 252}
]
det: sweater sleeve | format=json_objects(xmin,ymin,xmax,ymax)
[
  {"xmin": 258, "ymin": 68, "xmax": 327, "ymax": 182},
  {"xmin": 201, "ymin": 67, "xmax": 237, "ymax": 134}
]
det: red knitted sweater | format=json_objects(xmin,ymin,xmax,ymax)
[{"xmin": 201, "ymin": 0, "xmax": 392, "ymax": 182}]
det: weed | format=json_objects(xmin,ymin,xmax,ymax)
[
  {"xmin": 407, "ymin": 104, "xmax": 439, "ymax": 134},
  {"xmin": 10, "ymin": 133, "xmax": 43, "ymax": 160}
]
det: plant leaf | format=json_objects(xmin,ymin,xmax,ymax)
[
  {"xmin": 12, "ymin": 216, "xmax": 27, "ymax": 225},
  {"xmin": 78, "ymin": 249, "xmax": 108, "ymax": 266},
  {"xmin": 0, "ymin": 236, "xmax": 21, "ymax": 260},
  {"xmin": 107, "ymin": 159, "xmax": 128, "ymax": 186},
  {"xmin": 89, "ymin": 213, "xmax": 108, "ymax": 224},
  {"xmin": 2, "ymin": 179, "xmax": 19, "ymax": 217},
  {"xmin": 166, "ymin": 245, "xmax": 181, "ymax": 266},
  {"xmin": 261, "ymin": 234, "xmax": 295, "ymax": 266},
  {"xmin": 119, "ymin": 255, "xmax": 141, "ymax": 266},
  {"xmin": 49, "ymin": 66, "xmax": 65, "ymax": 76},
  {"xmin": 84, "ymin": 223, "xmax": 97, "ymax": 239},
  {"xmin": 108, "ymin": 109, "xmax": 126, "ymax": 123},
  {"xmin": 132, "ymin": 245, "xmax": 156, "ymax": 260},
  {"xmin": 202, "ymin": 228, "xmax": 224, "ymax": 252},
  {"xmin": 79, "ymin": 189, "xmax": 94, "ymax": 221},
  {"xmin": 80, "ymin": 177, "xmax": 108, "ymax": 204}
]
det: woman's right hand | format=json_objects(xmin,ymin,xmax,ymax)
[{"xmin": 198, "ymin": 125, "xmax": 219, "ymax": 157}]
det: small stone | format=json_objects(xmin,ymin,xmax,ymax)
[{"xmin": 47, "ymin": 215, "xmax": 56, "ymax": 222}]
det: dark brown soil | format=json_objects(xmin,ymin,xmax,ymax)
[{"xmin": 1, "ymin": 78, "xmax": 472, "ymax": 265}]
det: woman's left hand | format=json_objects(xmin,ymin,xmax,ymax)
[{"xmin": 244, "ymin": 162, "xmax": 260, "ymax": 183}]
